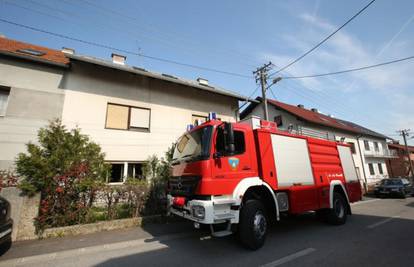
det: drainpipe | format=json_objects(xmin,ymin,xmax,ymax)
[{"xmin": 357, "ymin": 135, "xmax": 368, "ymax": 193}]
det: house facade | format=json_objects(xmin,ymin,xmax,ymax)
[
  {"xmin": 386, "ymin": 143, "xmax": 414, "ymax": 178},
  {"xmin": 0, "ymin": 37, "xmax": 252, "ymax": 183},
  {"xmin": 0, "ymin": 37, "xmax": 69, "ymax": 170},
  {"xmin": 241, "ymin": 98, "xmax": 395, "ymax": 191}
]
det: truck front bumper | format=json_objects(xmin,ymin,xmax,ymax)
[{"xmin": 167, "ymin": 194, "xmax": 239, "ymax": 225}]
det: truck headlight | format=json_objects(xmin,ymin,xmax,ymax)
[{"xmin": 192, "ymin": 205, "xmax": 205, "ymax": 219}]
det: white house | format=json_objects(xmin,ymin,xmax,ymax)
[
  {"xmin": 0, "ymin": 37, "xmax": 254, "ymax": 183},
  {"xmin": 241, "ymin": 98, "xmax": 395, "ymax": 191}
]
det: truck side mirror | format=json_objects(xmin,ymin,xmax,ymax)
[{"xmin": 224, "ymin": 122, "xmax": 235, "ymax": 155}]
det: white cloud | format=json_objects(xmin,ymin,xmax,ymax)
[{"xmin": 262, "ymin": 13, "xmax": 414, "ymax": 92}]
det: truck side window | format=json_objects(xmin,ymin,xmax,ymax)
[
  {"xmin": 234, "ymin": 131, "xmax": 245, "ymax": 154},
  {"xmin": 216, "ymin": 127, "xmax": 225, "ymax": 153},
  {"xmin": 215, "ymin": 129, "xmax": 245, "ymax": 155}
]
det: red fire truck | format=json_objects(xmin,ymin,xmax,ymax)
[{"xmin": 167, "ymin": 115, "xmax": 362, "ymax": 250}]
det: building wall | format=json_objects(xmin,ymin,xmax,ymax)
[
  {"xmin": 386, "ymin": 147, "xmax": 414, "ymax": 177},
  {"xmin": 0, "ymin": 57, "xmax": 65, "ymax": 169},
  {"xmin": 245, "ymin": 104, "xmax": 390, "ymax": 188},
  {"xmin": 61, "ymin": 61, "xmax": 238, "ymax": 164}
]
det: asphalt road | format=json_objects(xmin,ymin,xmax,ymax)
[{"xmin": 1, "ymin": 197, "xmax": 414, "ymax": 267}]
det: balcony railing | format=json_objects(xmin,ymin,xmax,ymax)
[{"xmin": 363, "ymin": 149, "xmax": 398, "ymax": 158}]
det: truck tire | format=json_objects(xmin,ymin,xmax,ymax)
[
  {"xmin": 239, "ymin": 199, "xmax": 267, "ymax": 250},
  {"xmin": 327, "ymin": 192, "xmax": 347, "ymax": 225}
]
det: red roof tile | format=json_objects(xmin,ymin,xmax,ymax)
[
  {"xmin": 266, "ymin": 99, "xmax": 387, "ymax": 138},
  {"xmin": 0, "ymin": 37, "xmax": 69, "ymax": 66},
  {"xmin": 388, "ymin": 143, "xmax": 414, "ymax": 151}
]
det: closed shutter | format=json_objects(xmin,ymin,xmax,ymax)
[
  {"xmin": 130, "ymin": 107, "xmax": 150, "ymax": 129},
  {"xmin": 106, "ymin": 104, "xmax": 129, "ymax": 129}
]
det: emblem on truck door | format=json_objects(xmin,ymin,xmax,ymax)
[{"xmin": 228, "ymin": 157, "xmax": 240, "ymax": 170}]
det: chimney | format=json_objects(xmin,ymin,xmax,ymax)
[
  {"xmin": 111, "ymin": 53, "xmax": 126, "ymax": 65},
  {"xmin": 61, "ymin": 47, "xmax": 75, "ymax": 55},
  {"xmin": 311, "ymin": 108, "xmax": 318, "ymax": 113},
  {"xmin": 297, "ymin": 104, "xmax": 304, "ymax": 108},
  {"xmin": 197, "ymin": 77, "xmax": 209, "ymax": 86}
]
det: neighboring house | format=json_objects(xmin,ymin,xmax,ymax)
[
  {"xmin": 0, "ymin": 37, "xmax": 253, "ymax": 183},
  {"xmin": 386, "ymin": 143, "xmax": 414, "ymax": 177},
  {"xmin": 241, "ymin": 98, "xmax": 395, "ymax": 191}
]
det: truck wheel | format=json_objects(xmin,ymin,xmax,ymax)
[
  {"xmin": 327, "ymin": 192, "xmax": 347, "ymax": 225},
  {"xmin": 239, "ymin": 199, "xmax": 267, "ymax": 250}
]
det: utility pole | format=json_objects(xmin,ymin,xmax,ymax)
[
  {"xmin": 398, "ymin": 129, "xmax": 414, "ymax": 178},
  {"xmin": 254, "ymin": 62, "xmax": 273, "ymax": 121}
]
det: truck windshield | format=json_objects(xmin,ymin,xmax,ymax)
[{"xmin": 173, "ymin": 126, "xmax": 213, "ymax": 163}]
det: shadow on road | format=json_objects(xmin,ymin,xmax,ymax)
[{"xmin": 94, "ymin": 201, "xmax": 414, "ymax": 267}]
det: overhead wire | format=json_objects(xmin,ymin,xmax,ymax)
[
  {"xmin": 270, "ymin": 0, "xmax": 377, "ymax": 76},
  {"xmin": 75, "ymin": 0, "xmax": 263, "ymax": 69},
  {"xmin": 282, "ymin": 55, "xmax": 414, "ymax": 79},
  {"xmin": 0, "ymin": 18, "xmax": 253, "ymax": 79}
]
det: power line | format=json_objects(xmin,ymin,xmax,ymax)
[
  {"xmin": 238, "ymin": 84, "xmax": 261, "ymax": 111},
  {"xmin": 0, "ymin": 18, "xmax": 252, "ymax": 79},
  {"xmin": 282, "ymin": 55, "xmax": 414, "ymax": 79},
  {"xmin": 270, "ymin": 0, "xmax": 376, "ymax": 76},
  {"xmin": 77, "ymin": 0, "xmax": 262, "ymax": 68}
]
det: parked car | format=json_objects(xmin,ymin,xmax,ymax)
[
  {"xmin": 374, "ymin": 178, "xmax": 413, "ymax": 198},
  {"xmin": 0, "ymin": 196, "xmax": 12, "ymax": 256}
]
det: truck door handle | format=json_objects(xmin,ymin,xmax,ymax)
[{"xmin": 242, "ymin": 166, "xmax": 251, "ymax": 170}]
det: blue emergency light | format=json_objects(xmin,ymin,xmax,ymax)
[
  {"xmin": 208, "ymin": 112, "xmax": 217, "ymax": 120},
  {"xmin": 186, "ymin": 124, "xmax": 194, "ymax": 131}
]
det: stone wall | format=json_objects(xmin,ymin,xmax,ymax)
[{"xmin": 0, "ymin": 187, "xmax": 40, "ymax": 241}]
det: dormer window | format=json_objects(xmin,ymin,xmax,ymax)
[{"xmin": 17, "ymin": 48, "xmax": 46, "ymax": 56}]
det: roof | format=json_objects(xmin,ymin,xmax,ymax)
[
  {"xmin": 388, "ymin": 143, "xmax": 414, "ymax": 152},
  {"xmin": 241, "ymin": 97, "xmax": 389, "ymax": 139},
  {"xmin": 67, "ymin": 54, "xmax": 256, "ymax": 102},
  {"xmin": 0, "ymin": 37, "xmax": 69, "ymax": 67}
]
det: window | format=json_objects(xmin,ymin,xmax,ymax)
[
  {"xmin": 215, "ymin": 129, "xmax": 245, "ymax": 155},
  {"xmin": 0, "ymin": 87, "xmax": 10, "ymax": 116},
  {"xmin": 17, "ymin": 48, "xmax": 45, "ymax": 56},
  {"xmin": 368, "ymin": 163, "xmax": 375, "ymax": 175},
  {"xmin": 274, "ymin": 115, "xmax": 283, "ymax": 127},
  {"xmin": 108, "ymin": 162, "xmax": 144, "ymax": 183},
  {"xmin": 234, "ymin": 131, "xmax": 246, "ymax": 154},
  {"xmin": 378, "ymin": 163, "xmax": 383, "ymax": 174},
  {"xmin": 192, "ymin": 114, "xmax": 207, "ymax": 125},
  {"xmin": 127, "ymin": 163, "xmax": 143, "ymax": 179},
  {"xmin": 130, "ymin": 107, "xmax": 150, "ymax": 129},
  {"xmin": 109, "ymin": 163, "xmax": 124, "ymax": 183},
  {"xmin": 105, "ymin": 103, "xmax": 150, "ymax": 131},
  {"xmin": 364, "ymin": 140, "xmax": 370, "ymax": 151},
  {"xmin": 347, "ymin": 142, "xmax": 356, "ymax": 154},
  {"xmin": 374, "ymin": 142, "xmax": 379, "ymax": 152}
]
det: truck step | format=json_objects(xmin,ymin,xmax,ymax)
[
  {"xmin": 211, "ymin": 230, "xmax": 233, "ymax": 237},
  {"xmin": 210, "ymin": 221, "xmax": 233, "ymax": 237}
]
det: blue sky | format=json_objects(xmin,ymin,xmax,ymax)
[{"xmin": 1, "ymin": 0, "xmax": 414, "ymax": 144}]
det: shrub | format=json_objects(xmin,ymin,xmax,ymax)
[
  {"xmin": 15, "ymin": 119, "xmax": 109, "ymax": 233},
  {"xmin": 0, "ymin": 169, "xmax": 18, "ymax": 191},
  {"xmin": 141, "ymin": 144, "xmax": 174, "ymax": 215}
]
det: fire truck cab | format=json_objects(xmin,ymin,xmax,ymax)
[{"xmin": 167, "ymin": 115, "xmax": 362, "ymax": 250}]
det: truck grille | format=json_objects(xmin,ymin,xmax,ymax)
[{"xmin": 168, "ymin": 176, "xmax": 201, "ymax": 196}]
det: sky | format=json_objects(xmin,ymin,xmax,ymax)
[{"xmin": 1, "ymin": 0, "xmax": 414, "ymax": 144}]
